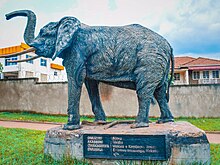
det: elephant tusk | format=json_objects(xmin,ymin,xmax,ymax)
[
  {"xmin": 0, "ymin": 47, "xmax": 36, "ymax": 58},
  {"xmin": 7, "ymin": 55, "xmax": 40, "ymax": 63}
]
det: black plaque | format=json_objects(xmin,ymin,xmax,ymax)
[{"xmin": 83, "ymin": 134, "xmax": 168, "ymax": 160}]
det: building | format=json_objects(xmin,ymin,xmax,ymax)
[
  {"xmin": 174, "ymin": 56, "xmax": 220, "ymax": 85},
  {"xmin": 0, "ymin": 43, "xmax": 67, "ymax": 82},
  {"xmin": 1, "ymin": 44, "xmax": 219, "ymax": 85}
]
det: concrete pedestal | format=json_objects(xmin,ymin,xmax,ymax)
[{"xmin": 44, "ymin": 121, "xmax": 210, "ymax": 165}]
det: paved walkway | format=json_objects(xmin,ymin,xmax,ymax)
[
  {"xmin": 0, "ymin": 120, "xmax": 220, "ymax": 144},
  {"xmin": 206, "ymin": 133, "xmax": 220, "ymax": 144},
  {"xmin": 0, "ymin": 120, "xmax": 62, "ymax": 131}
]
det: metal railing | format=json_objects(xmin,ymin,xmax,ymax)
[{"xmin": 198, "ymin": 78, "xmax": 220, "ymax": 84}]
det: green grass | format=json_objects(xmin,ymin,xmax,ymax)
[
  {"xmin": 0, "ymin": 112, "xmax": 220, "ymax": 131},
  {"xmin": 177, "ymin": 117, "xmax": 220, "ymax": 131},
  {"xmin": 0, "ymin": 127, "xmax": 92, "ymax": 165},
  {"xmin": 0, "ymin": 111, "xmax": 68, "ymax": 123},
  {"xmin": 0, "ymin": 127, "xmax": 219, "ymax": 164},
  {"xmin": 0, "ymin": 112, "xmax": 134, "ymax": 123},
  {"xmin": 210, "ymin": 144, "xmax": 220, "ymax": 165}
]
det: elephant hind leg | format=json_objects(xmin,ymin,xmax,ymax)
[
  {"xmin": 85, "ymin": 79, "xmax": 106, "ymax": 122},
  {"xmin": 131, "ymin": 91, "xmax": 151, "ymax": 128},
  {"xmin": 154, "ymin": 83, "xmax": 174, "ymax": 123},
  {"xmin": 132, "ymin": 68, "xmax": 161, "ymax": 128}
]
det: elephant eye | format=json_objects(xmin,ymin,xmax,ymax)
[
  {"xmin": 40, "ymin": 29, "xmax": 52, "ymax": 37},
  {"xmin": 40, "ymin": 29, "xmax": 46, "ymax": 36}
]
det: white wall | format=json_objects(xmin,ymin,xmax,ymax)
[{"xmin": 0, "ymin": 53, "xmax": 67, "ymax": 82}]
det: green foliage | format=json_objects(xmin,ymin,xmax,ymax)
[
  {"xmin": 1, "ymin": 112, "xmax": 220, "ymax": 131},
  {"xmin": 0, "ymin": 62, "xmax": 3, "ymax": 73},
  {"xmin": 168, "ymin": 74, "xmax": 174, "ymax": 85}
]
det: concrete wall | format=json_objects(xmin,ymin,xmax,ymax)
[{"xmin": 0, "ymin": 78, "xmax": 219, "ymax": 117}]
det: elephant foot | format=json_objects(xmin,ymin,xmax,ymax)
[
  {"xmin": 94, "ymin": 120, "xmax": 107, "ymax": 125},
  {"xmin": 130, "ymin": 122, "xmax": 149, "ymax": 129},
  {"xmin": 156, "ymin": 118, "xmax": 174, "ymax": 124},
  {"xmin": 63, "ymin": 123, "xmax": 81, "ymax": 130}
]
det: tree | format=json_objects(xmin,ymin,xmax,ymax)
[
  {"xmin": 0, "ymin": 62, "xmax": 3, "ymax": 73},
  {"xmin": 168, "ymin": 73, "xmax": 174, "ymax": 85}
]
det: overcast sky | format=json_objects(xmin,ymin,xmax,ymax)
[{"xmin": 0, "ymin": 0, "xmax": 220, "ymax": 59}]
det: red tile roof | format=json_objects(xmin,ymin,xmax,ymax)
[
  {"xmin": 174, "ymin": 56, "xmax": 220, "ymax": 69},
  {"xmin": 182, "ymin": 57, "xmax": 220, "ymax": 67},
  {"xmin": 174, "ymin": 56, "xmax": 196, "ymax": 68}
]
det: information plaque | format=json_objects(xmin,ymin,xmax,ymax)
[{"xmin": 83, "ymin": 134, "xmax": 168, "ymax": 160}]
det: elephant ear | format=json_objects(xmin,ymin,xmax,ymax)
[{"xmin": 52, "ymin": 17, "xmax": 80, "ymax": 60}]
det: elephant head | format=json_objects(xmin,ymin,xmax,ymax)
[{"xmin": 3, "ymin": 10, "xmax": 80, "ymax": 61}]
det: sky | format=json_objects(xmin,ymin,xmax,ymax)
[{"xmin": 0, "ymin": 0, "xmax": 220, "ymax": 59}]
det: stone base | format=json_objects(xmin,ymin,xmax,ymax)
[{"xmin": 44, "ymin": 121, "xmax": 210, "ymax": 165}]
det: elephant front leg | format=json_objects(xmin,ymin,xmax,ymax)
[
  {"xmin": 63, "ymin": 77, "xmax": 83, "ymax": 130},
  {"xmin": 85, "ymin": 79, "xmax": 106, "ymax": 122}
]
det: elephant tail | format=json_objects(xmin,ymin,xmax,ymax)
[{"xmin": 166, "ymin": 47, "xmax": 174, "ymax": 102}]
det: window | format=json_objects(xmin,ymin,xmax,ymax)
[
  {"xmin": 5, "ymin": 57, "xmax": 18, "ymax": 66},
  {"xmin": 212, "ymin": 70, "xmax": 219, "ymax": 78},
  {"xmin": 41, "ymin": 73, "xmax": 47, "ymax": 82},
  {"xmin": 174, "ymin": 73, "xmax": 180, "ymax": 81},
  {"xmin": 40, "ymin": 58, "xmax": 47, "ymax": 67},
  {"xmin": 192, "ymin": 71, "xmax": 200, "ymax": 80},
  {"xmin": 203, "ymin": 71, "xmax": 209, "ymax": 79},
  {"xmin": 25, "ymin": 71, "xmax": 34, "ymax": 78},
  {"xmin": 26, "ymin": 55, "xmax": 33, "ymax": 64},
  {"xmin": 54, "ymin": 71, "xmax": 58, "ymax": 76}
]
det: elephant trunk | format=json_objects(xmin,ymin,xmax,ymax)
[{"xmin": 6, "ymin": 10, "xmax": 36, "ymax": 45}]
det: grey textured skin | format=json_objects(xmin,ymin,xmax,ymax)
[{"xmin": 6, "ymin": 10, "xmax": 174, "ymax": 129}]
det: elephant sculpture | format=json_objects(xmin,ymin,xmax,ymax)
[{"xmin": 5, "ymin": 10, "xmax": 174, "ymax": 130}]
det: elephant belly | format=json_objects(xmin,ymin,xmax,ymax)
[
  {"xmin": 86, "ymin": 70, "xmax": 135, "ymax": 82},
  {"xmin": 86, "ymin": 48, "xmax": 137, "ymax": 82},
  {"xmin": 86, "ymin": 63, "xmax": 136, "ymax": 82},
  {"xmin": 102, "ymin": 81, "xmax": 136, "ymax": 90},
  {"xmin": 86, "ymin": 58, "xmax": 137, "ymax": 82}
]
